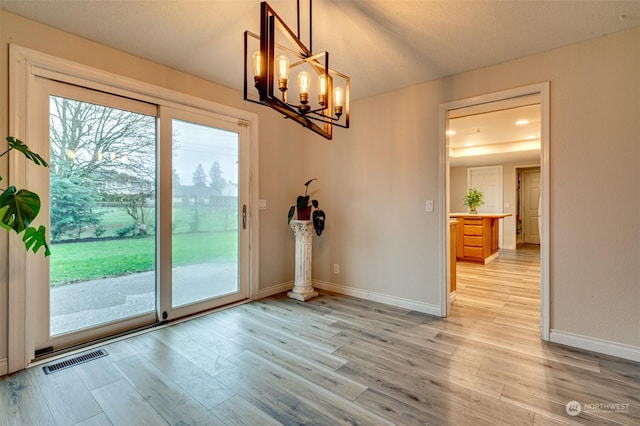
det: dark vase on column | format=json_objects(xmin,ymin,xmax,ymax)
[{"xmin": 298, "ymin": 205, "xmax": 312, "ymax": 220}]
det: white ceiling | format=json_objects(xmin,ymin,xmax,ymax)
[
  {"xmin": 1, "ymin": 1, "xmax": 638, "ymax": 167},
  {"xmin": 2, "ymin": 0, "xmax": 640, "ymax": 101},
  {"xmin": 448, "ymin": 95, "xmax": 541, "ymax": 167}
]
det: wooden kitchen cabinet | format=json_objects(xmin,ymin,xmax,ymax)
[{"xmin": 451, "ymin": 214, "xmax": 511, "ymax": 264}]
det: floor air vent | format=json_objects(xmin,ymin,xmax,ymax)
[{"xmin": 43, "ymin": 348, "xmax": 108, "ymax": 375}]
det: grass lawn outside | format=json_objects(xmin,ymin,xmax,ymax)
[
  {"xmin": 50, "ymin": 231, "xmax": 237, "ymax": 285},
  {"xmin": 57, "ymin": 205, "xmax": 237, "ymax": 241}
]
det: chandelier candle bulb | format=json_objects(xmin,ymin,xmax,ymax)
[
  {"xmin": 252, "ymin": 51, "xmax": 262, "ymax": 87},
  {"xmin": 276, "ymin": 55, "xmax": 289, "ymax": 94},
  {"xmin": 318, "ymin": 74, "xmax": 327, "ymax": 106},
  {"xmin": 298, "ymin": 71, "xmax": 311, "ymax": 112},
  {"xmin": 298, "ymin": 71, "xmax": 310, "ymax": 94},
  {"xmin": 252, "ymin": 51, "xmax": 261, "ymax": 77},
  {"xmin": 334, "ymin": 86, "xmax": 344, "ymax": 117}
]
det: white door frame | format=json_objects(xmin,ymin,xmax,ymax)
[
  {"xmin": 7, "ymin": 44, "xmax": 260, "ymax": 373},
  {"xmin": 438, "ymin": 82, "xmax": 550, "ymax": 341}
]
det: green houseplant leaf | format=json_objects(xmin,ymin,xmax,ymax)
[
  {"xmin": 5, "ymin": 136, "xmax": 49, "ymax": 167},
  {"xmin": 463, "ymin": 187, "xmax": 485, "ymax": 212},
  {"xmin": 287, "ymin": 206, "xmax": 296, "ymax": 224},
  {"xmin": 1, "ymin": 136, "xmax": 50, "ymax": 257},
  {"xmin": 23, "ymin": 225, "xmax": 51, "ymax": 256},
  {"xmin": 0, "ymin": 186, "xmax": 41, "ymax": 233},
  {"xmin": 296, "ymin": 195, "xmax": 310, "ymax": 208}
]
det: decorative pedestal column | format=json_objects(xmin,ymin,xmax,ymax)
[{"xmin": 288, "ymin": 220, "xmax": 318, "ymax": 301}]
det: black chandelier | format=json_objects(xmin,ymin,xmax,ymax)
[{"xmin": 244, "ymin": 0, "xmax": 350, "ymax": 140}]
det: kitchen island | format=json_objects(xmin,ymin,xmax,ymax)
[{"xmin": 451, "ymin": 213, "xmax": 512, "ymax": 264}]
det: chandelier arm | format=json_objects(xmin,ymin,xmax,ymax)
[
  {"xmin": 307, "ymin": 115, "xmax": 349, "ymax": 128},
  {"xmin": 308, "ymin": 107, "xmax": 329, "ymax": 114},
  {"xmin": 283, "ymin": 104, "xmax": 334, "ymax": 119},
  {"xmin": 307, "ymin": 110, "xmax": 342, "ymax": 122},
  {"xmin": 282, "ymin": 112, "xmax": 347, "ymax": 129}
]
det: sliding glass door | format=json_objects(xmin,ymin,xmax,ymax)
[{"xmin": 30, "ymin": 79, "xmax": 249, "ymax": 356}]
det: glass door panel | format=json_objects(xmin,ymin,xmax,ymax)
[
  {"xmin": 49, "ymin": 94, "xmax": 157, "ymax": 335},
  {"xmin": 171, "ymin": 119, "xmax": 239, "ymax": 307},
  {"xmin": 31, "ymin": 77, "xmax": 159, "ymax": 353}
]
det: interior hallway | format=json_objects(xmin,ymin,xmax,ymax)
[{"xmin": 453, "ymin": 244, "xmax": 541, "ymax": 334}]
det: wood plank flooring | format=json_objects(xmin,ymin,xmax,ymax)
[{"xmin": 2, "ymin": 245, "xmax": 639, "ymax": 425}]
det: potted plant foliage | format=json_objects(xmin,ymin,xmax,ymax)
[
  {"xmin": 287, "ymin": 178, "xmax": 326, "ymax": 236},
  {"xmin": 0, "ymin": 136, "xmax": 50, "ymax": 256},
  {"xmin": 463, "ymin": 187, "xmax": 485, "ymax": 214}
]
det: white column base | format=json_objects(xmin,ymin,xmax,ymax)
[
  {"xmin": 288, "ymin": 287, "xmax": 319, "ymax": 302},
  {"xmin": 288, "ymin": 220, "xmax": 318, "ymax": 302}
]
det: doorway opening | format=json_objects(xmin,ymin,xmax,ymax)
[{"xmin": 439, "ymin": 83, "xmax": 549, "ymax": 340}]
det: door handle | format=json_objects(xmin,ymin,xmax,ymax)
[{"xmin": 242, "ymin": 204, "xmax": 247, "ymax": 230}]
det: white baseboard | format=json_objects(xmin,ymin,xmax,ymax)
[
  {"xmin": 484, "ymin": 252, "xmax": 500, "ymax": 264},
  {"xmin": 550, "ymin": 329, "xmax": 640, "ymax": 362},
  {"xmin": 256, "ymin": 281, "xmax": 293, "ymax": 299},
  {"xmin": 0, "ymin": 358, "xmax": 7, "ymax": 376},
  {"xmin": 449, "ymin": 291, "xmax": 457, "ymax": 303},
  {"xmin": 313, "ymin": 280, "xmax": 441, "ymax": 316}
]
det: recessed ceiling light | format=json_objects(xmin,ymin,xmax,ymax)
[
  {"xmin": 465, "ymin": 142, "xmax": 474, "ymax": 147},
  {"xmin": 525, "ymin": 135, "xmax": 536, "ymax": 140},
  {"xmin": 515, "ymin": 119, "xmax": 529, "ymax": 126},
  {"xmin": 446, "ymin": 130, "xmax": 456, "ymax": 136}
]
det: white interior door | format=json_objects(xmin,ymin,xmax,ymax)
[
  {"xmin": 523, "ymin": 169, "xmax": 541, "ymax": 244},
  {"xmin": 467, "ymin": 166, "xmax": 503, "ymax": 214},
  {"xmin": 467, "ymin": 165, "xmax": 504, "ymax": 246}
]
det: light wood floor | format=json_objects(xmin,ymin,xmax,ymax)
[{"xmin": 2, "ymin": 246, "xmax": 639, "ymax": 425}]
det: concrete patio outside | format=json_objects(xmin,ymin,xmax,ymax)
[{"xmin": 50, "ymin": 262, "xmax": 237, "ymax": 335}]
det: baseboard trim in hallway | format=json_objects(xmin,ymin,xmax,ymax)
[{"xmin": 551, "ymin": 329, "xmax": 640, "ymax": 363}]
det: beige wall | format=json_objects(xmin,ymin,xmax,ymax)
[
  {"xmin": 307, "ymin": 27, "xmax": 640, "ymax": 347},
  {"xmin": 0, "ymin": 11, "xmax": 304, "ymax": 362}
]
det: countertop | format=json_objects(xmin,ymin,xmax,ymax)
[{"xmin": 450, "ymin": 213, "xmax": 512, "ymax": 218}]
